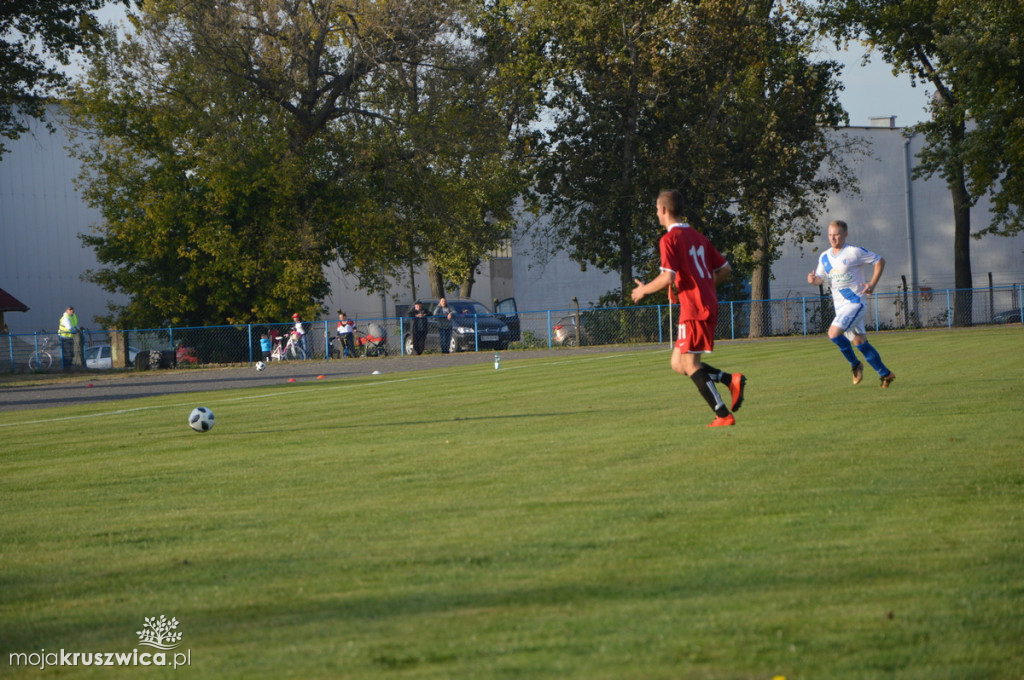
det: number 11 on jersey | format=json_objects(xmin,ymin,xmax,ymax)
[{"xmin": 689, "ymin": 245, "xmax": 709, "ymax": 278}]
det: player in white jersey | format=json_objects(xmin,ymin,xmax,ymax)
[{"xmin": 807, "ymin": 220, "xmax": 895, "ymax": 388}]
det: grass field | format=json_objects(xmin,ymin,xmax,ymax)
[{"xmin": 2, "ymin": 327, "xmax": 1022, "ymax": 679}]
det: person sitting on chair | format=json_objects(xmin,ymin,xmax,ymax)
[{"xmin": 336, "ymin": 310, "xmax": 356, "ymax": 358}]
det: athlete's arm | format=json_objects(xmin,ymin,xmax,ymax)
[
  {"xmin": 864, "ymin": 257, "xmax": 885, "ymax": 294},
  {"xmin": 713, "ymin": 262, "xmax": 732, "ymax": 287},
  {"xmin": 632, "ymin": 270, "xmax": 674, "ymax": 302}
]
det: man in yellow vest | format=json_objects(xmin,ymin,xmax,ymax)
[{"xmin": 58, "ymin": 306, "xmax": 82, "ymax": 368}]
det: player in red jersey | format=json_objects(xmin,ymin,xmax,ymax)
[{"xmin": 631, "ymin": 190, "xmax": 746, "ymax": 427}]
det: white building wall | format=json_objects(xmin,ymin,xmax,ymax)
[
  {"xmin": 3, "ymin": 115, "xmax": 1021, "ymax": 335},
  {"xmin": 509, "ymin": 214, "xmax": 620, "ymax": 314},
  {"xmin": 319, "ymin": 212, "xmax": 625, "ymax": 322},
  {"xmin": 321, "ymin": 262, "xmax": 403, "ymax": 323},
  {"xmin": 772, "ymin": 126, "xmax": 1024, "ymax": 303},
  {"xmin": 0, "ymin": 112, "xmax": 127, "ymax": 334},
  {"xmin": 321, "ymin": 258, "xmax": 505, "ymax": 324}
]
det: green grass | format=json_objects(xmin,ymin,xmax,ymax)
[{"xmin": 1, "ymin": 327, "xmax": 1022, "ymax": 679}]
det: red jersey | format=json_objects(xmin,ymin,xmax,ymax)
[{"xmin": 659, "ymin": 223, "xmax": 728, "ymax": 321}]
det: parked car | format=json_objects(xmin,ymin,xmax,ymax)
[
  {"xmin": 402, "ymin": 298, "xmax": 513, "ymax": 354},
  {"xmin": 493, "ymin": 297, "xmax": 521, "ymax": 342},
  {"xmin": 991, "ymin": 309, "xmax": 1022, "ymax": 324},
  {"xmin": 552, "ymin": 314, "xmax": 588, "ymax": 346},
  {"xmin": 84, "ymin": 344, "xmax": 140, "ymax": 369}
]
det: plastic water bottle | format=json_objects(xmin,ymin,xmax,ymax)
[{"xmin": 494, "ymin": 351, "xmax": 500, "ymax": 370}]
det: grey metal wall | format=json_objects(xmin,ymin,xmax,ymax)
[
  {"xmin": 3, "ymin": 110, "xmax": 1021, "ymax": 336},
  {"xmin": 0, "ymin": 111, "xmax": 127, "ymax": 333},
  {"xmin": 772, "ymin": 126, "xmax": 1024, "ymax": 300}
]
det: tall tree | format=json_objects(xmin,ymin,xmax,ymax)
[
  {"xmin": 65, "ymin": 0, "xmax": 535, "ymax": 326},
  {"xmin": 362, "ymin": 0, "xmax": 541, "ymax": 298},
  {"xmin": 0, "ymin": 0, "xmax": 124, "ymax": 157},
  {"xmin": 810, "ymin": 0, "xmax": 1024, "ymax": 325},
  {"xmin": 533, "ymin": 0, "xmax": 851, "ymax": 324},
  {"xmin": 930, "ymin": 0, "xmax": 1024, "ymax": 236},
  {"xmin": 715, "ymin": 3, "xmax": 853, "ymax": 336},
  {"xmin": 534, "ymin": 0, "xmax": 701, "ymax": 298},
  {"xmin": 66, "ymin": 0, "xmax": 386, "ymax": 326}
]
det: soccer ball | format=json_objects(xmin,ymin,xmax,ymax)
[
  {"xmin": 255, "ymin": 361, "xmax": 266, "ymax": 371},
  {"xmin": 189, "ymin": 406, "xmax": 215, "ymax": 432}
]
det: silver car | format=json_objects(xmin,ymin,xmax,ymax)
[
  {"xmin": 552, "ymin": 315, "xmax": 588, "ymax": 346},
  {"xmin": 84, "ymin": 344, "xmax": 140, "ymax": 369}
]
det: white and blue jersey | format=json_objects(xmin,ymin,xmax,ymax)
[{"xmin": 815, "ymin": 244, "xmax": 881, "ymax": 333}]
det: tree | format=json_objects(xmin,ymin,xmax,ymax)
[
  {"xmin": 811, "ymin": 0, "xmax": 1024, "ymax": 325},
  {"xmin": 930, "ymin": 0, "xmax": 1024, "ymax": 236},
  {"xmin": 65, "ymin": 0, "xmax": 535, "ymax": 327},
  {"xmin": 360, "ymin": 1, "xmax": 541, "ymax": 299},
  {"xmin": 533, "ymin": 0, "xmax": 704, "ymax": 299},
  {"xmin": 713, "ymin": 3, "xmax": 853, "ymax": 336},
  {"xmin": 0, "ymin": 0, "xmax": 123, "ymax": 157},
  {"xmin": 532, "ymin": 0, "xmax": 852, "ymax": 326},
  {"xmin": 66, "ymin": 0, "xmax": 380, "ymax": 326}
]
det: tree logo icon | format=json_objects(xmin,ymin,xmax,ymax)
[{"xmin": 136, "ymin": 615, "xmax": 183, "ymax": 650}]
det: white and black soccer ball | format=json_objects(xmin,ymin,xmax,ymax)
[
  {"xmin": 189, "ymin": 406, "xmax": 215, "ymax": 432},
  {"xmin": 255, "ymin": 361, "xmax": 266, "ymax": 371}
]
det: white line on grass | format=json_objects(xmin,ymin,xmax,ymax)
[{"xmin": 0, "ymin": 352, "xmax": 644, "ymax": 428}]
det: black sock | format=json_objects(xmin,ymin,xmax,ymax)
[
  {"xmin": 702, "ymin": 363, "xmax": 731, "ymax": 385},
  {"xmin": 691, "ymin": 368, "xmax": 730, "ymax": 417}
]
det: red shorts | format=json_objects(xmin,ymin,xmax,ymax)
[{"xmin": 675, "ymin": 315, "xmax": 716, "ymax": 354}]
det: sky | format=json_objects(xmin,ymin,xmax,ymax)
[
  {"xmin": 88, "ymin": 4, "xmax": 933, "ymax": 129},
  {"xmin": 819, "ymin": 43, "xmax": 934, "ymax": 128}
]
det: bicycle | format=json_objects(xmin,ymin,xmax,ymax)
[
  {"xmin": 28, "ymin": 336, "xmax": 56, "ymax": 371},
  {"xmin": 284, "ymin": 330, "xmax": 308, "ymax": 359},
  {"xmin": 270, "ymin": 332, "xmax": 288, "ymax": 361},
  {"xmin": 270, "ymin": 330, "xmax": 308, "ymax": 360}
]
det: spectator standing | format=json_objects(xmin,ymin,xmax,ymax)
[
  {"xmin": 631, "ymin": 190, "xmax": 747, "ymax": 427},
  {"xmin": 410, "ymin": 302, "xmax": 429, "ymax": 355},
  {"xmin": 290, "ymin": 313, "xmax": 310, "ymax": 359},
  {"xmin": 57, "ymin": 306, "xmax": 83, "ymax": 368},
  {"xmin": 807, "ymin": 219, "xmax": 895, "ymax": 388},
  {"xmin": 336, "ymin": 310, "xmax": 356, "ymax": 358},
  {"xmin": 434, "ymin": 297, "xmax": 454, "ymax": 353}
]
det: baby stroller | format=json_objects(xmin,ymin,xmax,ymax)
[{"xmin": 357, "ymin": 322, "xmax": 388, "ymax": 357}]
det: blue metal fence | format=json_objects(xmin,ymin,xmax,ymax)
[{"xmin": 3, "ymin": 285, "xmax": 1021, "ymax": 373}]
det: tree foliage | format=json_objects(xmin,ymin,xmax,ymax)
[
  {"xmin": 712, "ymin": 3, "xmax": 854, "ymax": 335},
  {"xmin": 811, "ymin": 0, "xmax": 1024, "ymax": 324},
  {"xmin": 930, "ymin": 0, "xmax": 1024, "ymax": 236},
  {"xmin": 66, "ymin": 0, "xmax": 535, "ymax": 327},
  {"xmin": 531, "ymin": 0, "xmax": 852, "ymax": 306},
  {"xmin": 360, "ymin": 0, "xmax": 542, "ymax": 298},
  {"xmin": 0, "ymin": 0, "xmax": 124, "ymax": 157}
]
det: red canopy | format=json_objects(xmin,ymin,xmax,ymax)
[{"xmin": 0, "ymin": 287, "xmax": 29, "ymax": 312}]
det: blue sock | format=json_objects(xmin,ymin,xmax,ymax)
[
  {"xmin": 857, "ymin": 341, "xmax": 889, "ymax": 376},
  {"xmin": 830, "ymin": 334, "xmax": 859, "ymax": 366}
]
